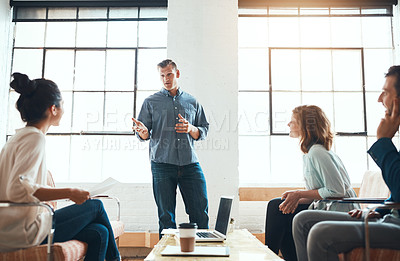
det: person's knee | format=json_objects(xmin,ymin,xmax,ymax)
[
  {"xmin": 87, "ymin": 199, "xmax": 106, "ymax": 213},
  {"xmin": 292, "ymin": 210, "xmax": 316, "ymax": 239},
  {"xmin": 93, "ymin": 198, "xmax": 104, "ymax": 207},
  {"xmin": 98, "ymin": 224, "xmax": 109, "ymax": 239},
  {"xmin": 79, "ymin": 223, "xmax": 109, "ymax": 245},
  {"xmin": 293, "ymin": 210, "xmax": 311, "ymax": 228},
  {"xmin": 268, "ymin": 198, "xmax": 282, "ymax": 207},
  {"xmin": 92, "ymin": 224, "xmax": 109, "ymax": 244},
  {"xmin": 267, "ymin": 198, "xmax": 283, "ymax": 214},
  {"xmin": 85, "ymin": 198, "xmax": 104, "ymax": 208},
  {"xmin": 307, "ymin": 222, "xmax": 334, "ymax": 251}
]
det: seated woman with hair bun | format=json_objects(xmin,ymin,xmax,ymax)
[
  {"xmin": 0, "ymin": 73, "xmax": 120, "ymax": 261},
  {"xmin": 265, "ymin": 105, "xmax": 358, "ymax": 261}
]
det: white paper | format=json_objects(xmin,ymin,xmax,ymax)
[
  {"xmin": 89, "ymin": 177, "xmax": 120, "ymax": 196},
  {"xmin": 161, "ymin": 228, "xmax": 179, "ymax": 235}
]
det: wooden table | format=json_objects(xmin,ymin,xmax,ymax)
[{"xmin": 144, "ymin": 229, "xmax": 282, "ymax": 260}]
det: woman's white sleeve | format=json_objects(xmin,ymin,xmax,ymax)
[{"xmin": 7, "ymin": 133, "xmax": 46, "ymax": 202}]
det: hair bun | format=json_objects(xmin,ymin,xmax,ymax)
[{"xmin": 10, "ymin": 72, "xmax": 38, "ymax": 96}]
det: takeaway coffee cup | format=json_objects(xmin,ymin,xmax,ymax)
[{"xmin": 178, "ymin": 223, "xmax": 197, "ymax": 252}]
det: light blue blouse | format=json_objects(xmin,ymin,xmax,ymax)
[{"xmin": 303, "ymin": 144, "xmax": 359, "ymax": 212}]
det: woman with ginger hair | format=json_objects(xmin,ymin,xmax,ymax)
[{"xmin": 265, "ymin": 105, "xmax": 358, "ymax": 261}]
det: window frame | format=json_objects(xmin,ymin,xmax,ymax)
[
  {"xmin": 9, "ymin": 6, "xmax": 167, "ymax": 137},
  {"xmin": 237, "ymin": 7, "xmax": 396, "ymax": 185},
  {"xmin": 7, "ymin": 6, "xmax": 167, "ymax": 183},
  {"xmin": 10, "ymin": 0, "xmax": 168, "ymax": 8},
  {"xmin": 268, "ymin": 47, "xmax": 367, "ymax": 136}
]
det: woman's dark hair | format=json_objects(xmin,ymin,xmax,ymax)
[
  {"xmin": 10, "ymin": 73, "xmax": 62, "ymax": 124},
  {"xmin": 385, "ymin": 66, "xmax": 400, "ymax": 97}
]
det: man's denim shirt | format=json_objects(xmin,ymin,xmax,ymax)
[{"xmin": 136, "ymin": 88, "xmax": 209, "ymax": 166}]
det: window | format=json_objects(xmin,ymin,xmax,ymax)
[
  {"xmin": 238, "ymin": 6, "xmax": 395, "ymax": 185},
  {"xmin": 8, "ymin": 6, "xmax": 167, "ymax": 183}
]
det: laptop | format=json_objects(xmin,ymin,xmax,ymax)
[{"xmin": 195, "ymin": 196, "xmax": 234, "ymax": 242}]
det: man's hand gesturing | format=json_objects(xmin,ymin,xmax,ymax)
[
  {"xmin": 132, "ymin": 118, "xmax": 149, "ymax": 139},
  {"xmin": 175, "ymin": 114, "xmax": 200, "ymax": 140},
  {"xmin": 175, "ymin": 114, "xmax": 193, "ymax": 133}
]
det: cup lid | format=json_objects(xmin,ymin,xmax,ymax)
[{"xmin": 178, "ymin": 222, "xmax": 198, "ymax": 229}]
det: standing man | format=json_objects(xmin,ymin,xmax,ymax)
[
  {"xmin": 292, "ymin": 65, "xmax": 400, "ymax": 261},
  {"xmin": 132, "ymin": 59, "xmax": 209, "ymax": 236}
]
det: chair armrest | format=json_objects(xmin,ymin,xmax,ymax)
[
  {"xmin": 317, "ymin": 197, "xmax": 386, "ymax": 211},
  {"xmin": 323, "ymin": 197, "xmax": 387, "ymax": 204},
  {"xmin": 376, "ymin": 201, "xmax": 400, "ymax": 209},
  {"xmin": 91, "ymin": 195, "xmax": 121, "ymax": 221},
  {"xmin": 340, "ymin": 198, "xmax": 386, "ymax": 204},
  {"xmin": 0, "ymin": 201, "xmax": 54, "ymax": 261}
]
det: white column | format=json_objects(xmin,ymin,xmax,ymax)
[
  {"xmin": 167, "ymin": 0, "xmax": 239, "ymax": 223},
  {"xmin": 0, "ymin": 2, "xmax": 12, "ymax": 147},
  {"xmin": 394, "ymin": 4, "xmax": 400, "ymax": 64}
]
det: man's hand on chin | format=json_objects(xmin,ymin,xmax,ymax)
[{"xmin": 377, "ymin": 98, "xmax": 400, "ymax": 139}]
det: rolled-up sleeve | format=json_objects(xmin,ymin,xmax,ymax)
[{"xmin": 194, "ymin": 102, "xmax": 209, "ymax": 141}]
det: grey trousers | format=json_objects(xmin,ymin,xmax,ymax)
[{"xmin": 293, "ymin": 210, "xmax": 400, "ymax": 261}]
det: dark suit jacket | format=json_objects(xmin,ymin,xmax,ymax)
[{"xmin": 368, "ymin": 137, "xmax": 400, "ymax": 216}]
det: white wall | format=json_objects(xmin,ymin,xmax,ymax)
[
  {"xmin": 0, "ymin": 1, "xmax": 12, "ymax": 148},
  {"xmin": 394, "ymin": 3, "xmax": 400, "ymax": 63},
  {"xmin": 167, "ymin": 0, "xmax": 240, "ymax": 224}
]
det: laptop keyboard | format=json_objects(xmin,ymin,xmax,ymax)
[{"xmin": 197, "ymin": 232, "xmax": 218, "ymax": 238}]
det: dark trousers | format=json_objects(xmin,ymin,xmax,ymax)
[{"xmin": 265, "ymin": 198, "xmax": 310, "ymax": 261}]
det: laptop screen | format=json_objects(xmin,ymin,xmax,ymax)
[{"xmin": 214, "ymin": 197, "xmax": 233, "ymax": 235}]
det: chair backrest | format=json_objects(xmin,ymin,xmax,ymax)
[
  {"xmin": 358, "ymin": 170, "xmax": 390, "ymax": 209},
  {"xmin": 358, "ymin": 170, "xmax": 390, "ymax": 199}
]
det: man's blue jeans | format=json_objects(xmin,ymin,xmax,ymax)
[
  {"xmin": 44, "ymin": 199, "xmax": 120, "ymax": 261},
  {"xmin": 151, "ymin": 161, "xmax": 209, "ymax": 236}
]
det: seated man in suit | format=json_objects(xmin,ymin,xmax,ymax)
[{"xmin": 292, "ymin": 65, "xmax": 400, "ymax": 261}]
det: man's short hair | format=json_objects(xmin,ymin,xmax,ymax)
[
  {"xmin": 386, "ymin": 66, "xmax": 400, "ymax": 97},
  {"xmin": 157, "ymin": 59, "xmax": 178, "ymax": 71}
]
